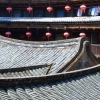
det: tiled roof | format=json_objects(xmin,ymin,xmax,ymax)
[
  {"xmin": 0, "ymin": 16, "xmax": 100, "ymax": 23},
  {"xmin": 0, "ymin": 65, "xmax": 100, "ymax": 100},
  {"xmin": 0, "ymin": 36, "xmax": 99, "ymax": 99},
  {"xmin": 0, "ymin": 36, "xmax": 81, "ymax": 74}
]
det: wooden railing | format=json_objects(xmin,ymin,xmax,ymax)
[{"xmin": 91, "ymin": 44, "xmax": 100, "ymax": 58}]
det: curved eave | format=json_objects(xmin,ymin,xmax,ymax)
[
  {"xmin": 0, "ymin": 64, "xmax": 99, "ymax": 87},
  {"xmin": 0, "ymin": 36, "xmax": 99, "ymax": 87},
  {"xmin": 0, "ymin": 16, "xmax": 100, "ymax": 24}
]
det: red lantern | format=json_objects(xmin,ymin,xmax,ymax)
[
  {"xmin": 26, "ymin": 32, "xmax": 32, "ymax": 39},
  {"xmin": 63, "ymin": 32, "xmax": 70, "ymax": 39},
  {"xmin": 27, "ymin": 6, "xmax": 33, "ymax": 13},
  {"xmin": 5, "ymin": 31, "xmax": 11, "ymax": 37},
  {"xmin": 45, "ymin": 32, "xmax": 51, "ymax": 41},
  {"xmin": 79, "ymin": 32, "xmax": 86, "ymax": 38},
  {"xmin": 6, "ymin": 6, "xmax": 12, "ymax": 13},
  {"xmin": 80, "ymin": 4, "xmax": 86, "ymax": 13},
  {"xmin": 65, "ymin": 5, "xmax": 71, "ymax": 12},
  {"xmin": 47, "ymin": 6, "xmax": 53, "ymax": 12}
]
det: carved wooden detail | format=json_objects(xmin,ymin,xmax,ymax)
[
  {"xmin": 0, "ymin": 23, "xmax": 100, "ymax": 29},
  {"xmin": 0, "ymin": 0, "xmax": 99, "ymax": 6}
]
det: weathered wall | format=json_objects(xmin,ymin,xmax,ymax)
[{"xmin": 73, "ymin": 50, "xmax": 94, "ymax": 70}]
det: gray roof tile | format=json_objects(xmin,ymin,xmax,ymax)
[
  {"xmin": 0, "ymin": 16, "xmax": 100, "ymax": 23},
  {"xmin": 0, "ymin": 36, "xmax": 81, "ymax": 74}
]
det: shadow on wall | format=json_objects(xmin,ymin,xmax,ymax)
[{"xmin": 98, "ymin": 57, "xmax": 100, "ymax": 62}]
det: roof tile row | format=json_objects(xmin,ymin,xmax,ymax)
[{"xmin": 0, "ymin": 16, "xmax": 100, "ymax": 23}]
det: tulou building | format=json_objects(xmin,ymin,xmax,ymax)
[
  {"xmin": 0, "ymin": 0, "xmax": 100, "ymax": 43},
  {"xmin": 0, "ymin": 0, "xmax": 100, "ymax": 100}
]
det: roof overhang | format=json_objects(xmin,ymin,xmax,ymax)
[{"xmin": 0, "ymin": 16, "xmax": 100, "ymax": 23}]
